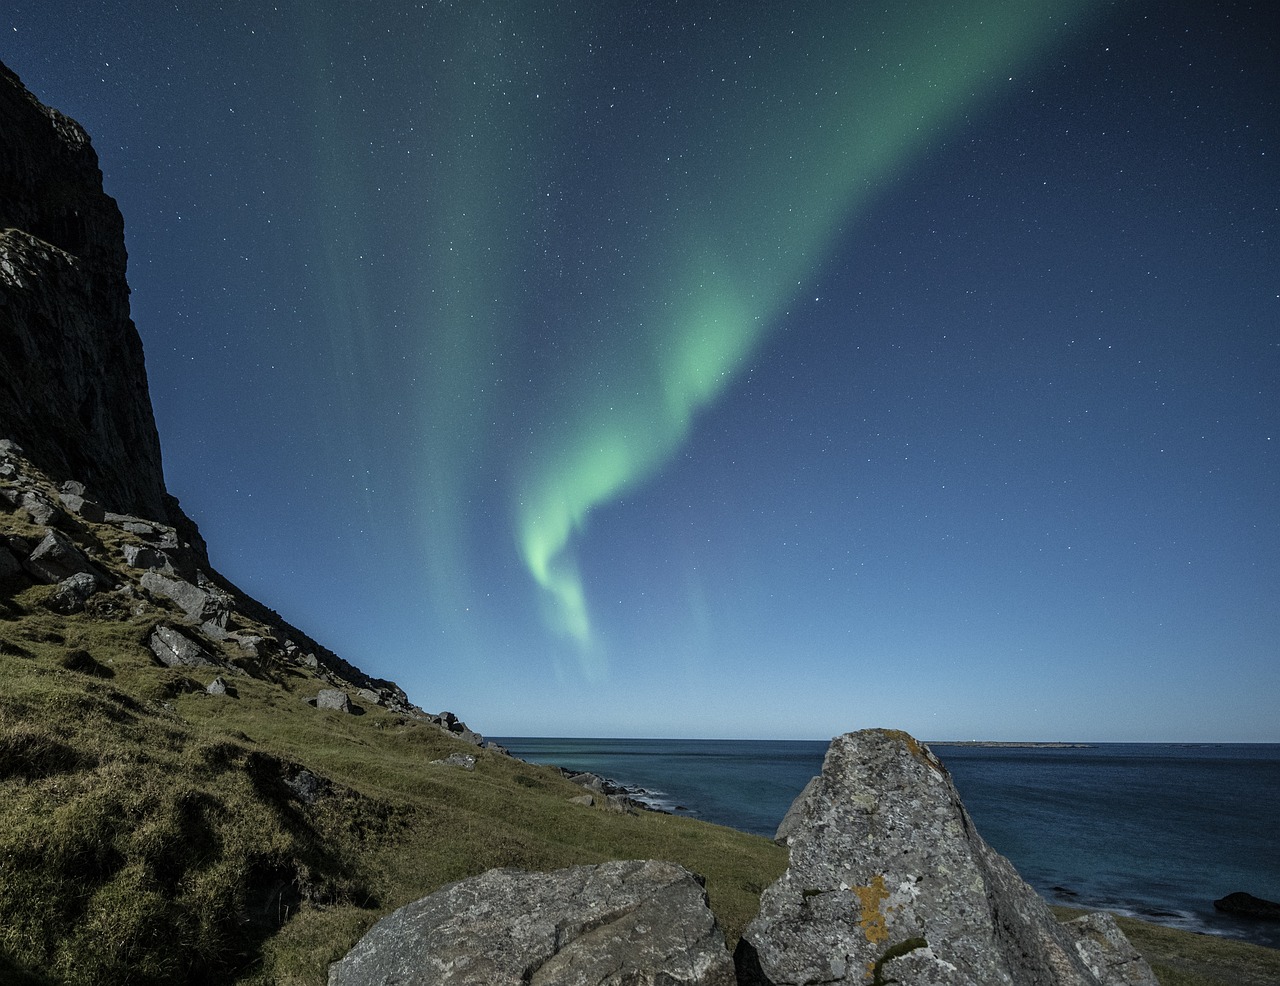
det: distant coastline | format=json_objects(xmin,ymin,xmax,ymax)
[{"xmin": 928, "ymin": 741, "xmax": 1096, "ymax": 749}]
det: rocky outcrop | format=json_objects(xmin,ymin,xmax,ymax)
[
  {"xmin": 328, "ymin": 859, "xmax": 735, "ymax": 986},
  {"xmin": 314, "ymin": 688, "xmax": 355, "ymax": 713},
  {"xmin": 1214, "ymin": 891, "xmax": 1280, "ymax": 922},
  {"xmin": 0, "ymin": 61, "xmax": 182, "ymax": 526},
  {"xmin": 0, "ymin": 435, "xmax": 453, "ymax": 720},
  {"xmin": 737, "ymin": 729, "xmax": 1158, "ymax": 986}
]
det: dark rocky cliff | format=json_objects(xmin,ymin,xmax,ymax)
[{"xmin": 0, "ymin": 60, "xmax": 178, "ymax": 526}]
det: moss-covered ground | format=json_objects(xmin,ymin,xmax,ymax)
[{"xmin": 0, "ymin": 577, "xmax": 787, "ymax": 984}]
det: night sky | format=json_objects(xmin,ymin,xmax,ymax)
[{"xmin": 5, "ymin": 1, "xmax": 1276, "ymax": 740}]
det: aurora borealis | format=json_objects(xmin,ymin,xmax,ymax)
[
  {"xmin": 5, "ymin": 1, "xmax": 1276, "ymax": 739},
  {"xmin": 507, "ymin": 2, "xmax": 1103, "ymax": 667}
]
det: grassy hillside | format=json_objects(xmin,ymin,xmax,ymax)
[
  {"xmin": 0, "ymin": 457, "xmax": 786, "ymax": 984},
  {"xmin": 2, "ymin": 458, "xmax": 1276, "ymax": 986}
]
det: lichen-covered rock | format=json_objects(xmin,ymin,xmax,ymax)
[
  {"xmin": 45, "ymin": 571, "xmax": 102, "ymax": 613},
  {"xmin": 737, "ymin": 729, "xmax": 1158, "ymax": 986},
  {"xmin": 24, "ymin": 529, "xmax": 99, "ymax": 583},
  {"xmin": 432, "ymin": 753, "xmax": 476, "ymax": 770},
  {"xmin": 121, "ymin": 542, "xmax": 165, "ymax": 570},
  {"xmin": 315, "ymin": 688, "xmax": 353, "ymax": 713},
  {"xmin": 58, "ymin": 490, "xmax": 105, "ymax": 522},
  {"xmin": 1063, "ymin": 912, "xmax": 1161, "ymax": 986},
  {"xmin": 19, "ymin": 491, "xmax": 63, "ymax": 526},
  {"xmin": 328, "ymin": 859, "xmax": 735, "ymax": 986},
  {"xmin": 149, "ymin": 624, "xmax": 217, "ymax": 668},
  {"xmin": 140, "ymin": 570, "xmax": 232, "ymax": 628}
]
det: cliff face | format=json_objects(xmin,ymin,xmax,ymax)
[{"xmin": 0, "ymin": 61, "xmax": 172, "ymax": 523}]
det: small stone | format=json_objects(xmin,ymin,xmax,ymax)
[
  {"xmin": 433, "ymin": 753, "xmax": 476, "ymax": 770},
  {"xmin": 285, "ymin": 768, "xmax": 325, "ymax": 804},
  {"xmin": 206, "ymin": 676, "xmax": 229, "ymax": 695},
  {"xmin": 58, "ymin": 492, "xmax": 106, "ymax": 522},
  {"xmin": 122, "ymin": 543, "xmax": 165, "ymax": 569},
  {"xmin": 315, "ymin": 688, "xmax": 352, "ymax": 713},
  {"xmin": 21, "ymin": 492, "xmax": 63, "ymax": 527},
  {"xmin": 45, "ymin": 572, "xmax": 102, "ymax": 613}
]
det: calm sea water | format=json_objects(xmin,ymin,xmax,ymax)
[{"xmin": 496, "ymin": 737, "xmax": 1280, "ymax": 949}]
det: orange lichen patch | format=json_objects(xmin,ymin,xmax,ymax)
[
  {"xmin": 852, "ymin": 873, "xmax": 891, "ymax": 944},
  {"xmin": 881, "ymin": 729, "xmax": 945, "ymax": 774}
]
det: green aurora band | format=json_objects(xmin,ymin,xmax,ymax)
[{"xmin": 507, "ymin": 1, "xmax": 1101, "ymax": 675}]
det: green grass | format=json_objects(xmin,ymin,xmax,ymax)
[
  {"xmin": 0, "ymin": 467, "xmax": 786, "ymax": 984},
  {"xmin": 2, "ymin": 462, "xmax": 1276, "ymax": 985}
]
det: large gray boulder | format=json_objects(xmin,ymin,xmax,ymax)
[
  {"xmin": 24, "ymin": 529, "xmax": 102, "ymax": 583},
  {"xmin": 140, "ymin": 570, "xmax": 232, "ymax": 628},
  {"xmin": 149, "ymin": 624, "xmax": 217, "ymax": 668},
  {"xmin": 315, "ymin": 688, "xmax": 354, "ymax": 713},
  {"xmin": 737, "ymin": 729, "xmax": 1158, "ymax": 986},
  {"xmin": 328, "ymin": 859, "xmax": 735, "ymax": 986}
]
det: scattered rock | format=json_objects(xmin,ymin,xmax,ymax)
[
  {"xmin": 568, "ymin": 794, "xmax": 595, "ymax": 807},
  {"xmin": 1213, "ymin": 891, "xmax": 1280, "ymax": 922},
  {"xmin": 328, "ymin": 859, "xmax": 736, "ymax": 986},
  {"xmin": 45, "ymin": 571, "xmax": 103, "ymax": 613},
  {"xmin": 24, "ymin": 529, "xmax": 102, "ymax": 583},
  {"xmin": 737, "ymin": 728, "xmax": 1157, "ymax": 986},
  {"xmin": 315, "ymin": 688, "xmax": 353, "ymax": 713},
  {"xmin": 285, "ymin": 767, "xmax": 327, "ymax": 804},
  {"xmin": 1064, "ymin": 911, "xmax": 1165, "ymax": 986},
  {"xmin": 149, "ymin": 624, "xmax": 217, "ymax": 668},
  {"xmin": 57, "ymin": 490, "xmax": 105, "ymax": 522},
  {"xmin": 566, "ymin": 770, "xmax": 607, "ymax": 793},
  {"xmin": 431, "ymin": 710, "xmax": 486, "ymax": 746},
  {"xmin": 206, "ymin": 676, "xmax": 237, "ymax": 697},
  {"xmin": 433, "ymin": 753, "xmax": 476, "ymax": 771},
  {"xmin": 605, "ymin": 793, "xmax": 639, "ymax": 814},
  {"xmin": 140, "ymin": 570, "xmax": 232, "ymax": 628},
  {"xmin": 228, "ymin": 632, "xmax": 268, "ymax": 656},
  {"xmin": 20, "ymin": 491, "xmax": 63, "ymax": 526},
  {"xmin": 121, "ymin": 542, "xmax": 165, "ymax": 569}
]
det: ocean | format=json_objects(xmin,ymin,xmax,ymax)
[{"xmin": 496, "ymin": 737, "xmax": 1280, "ymax": 950}]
